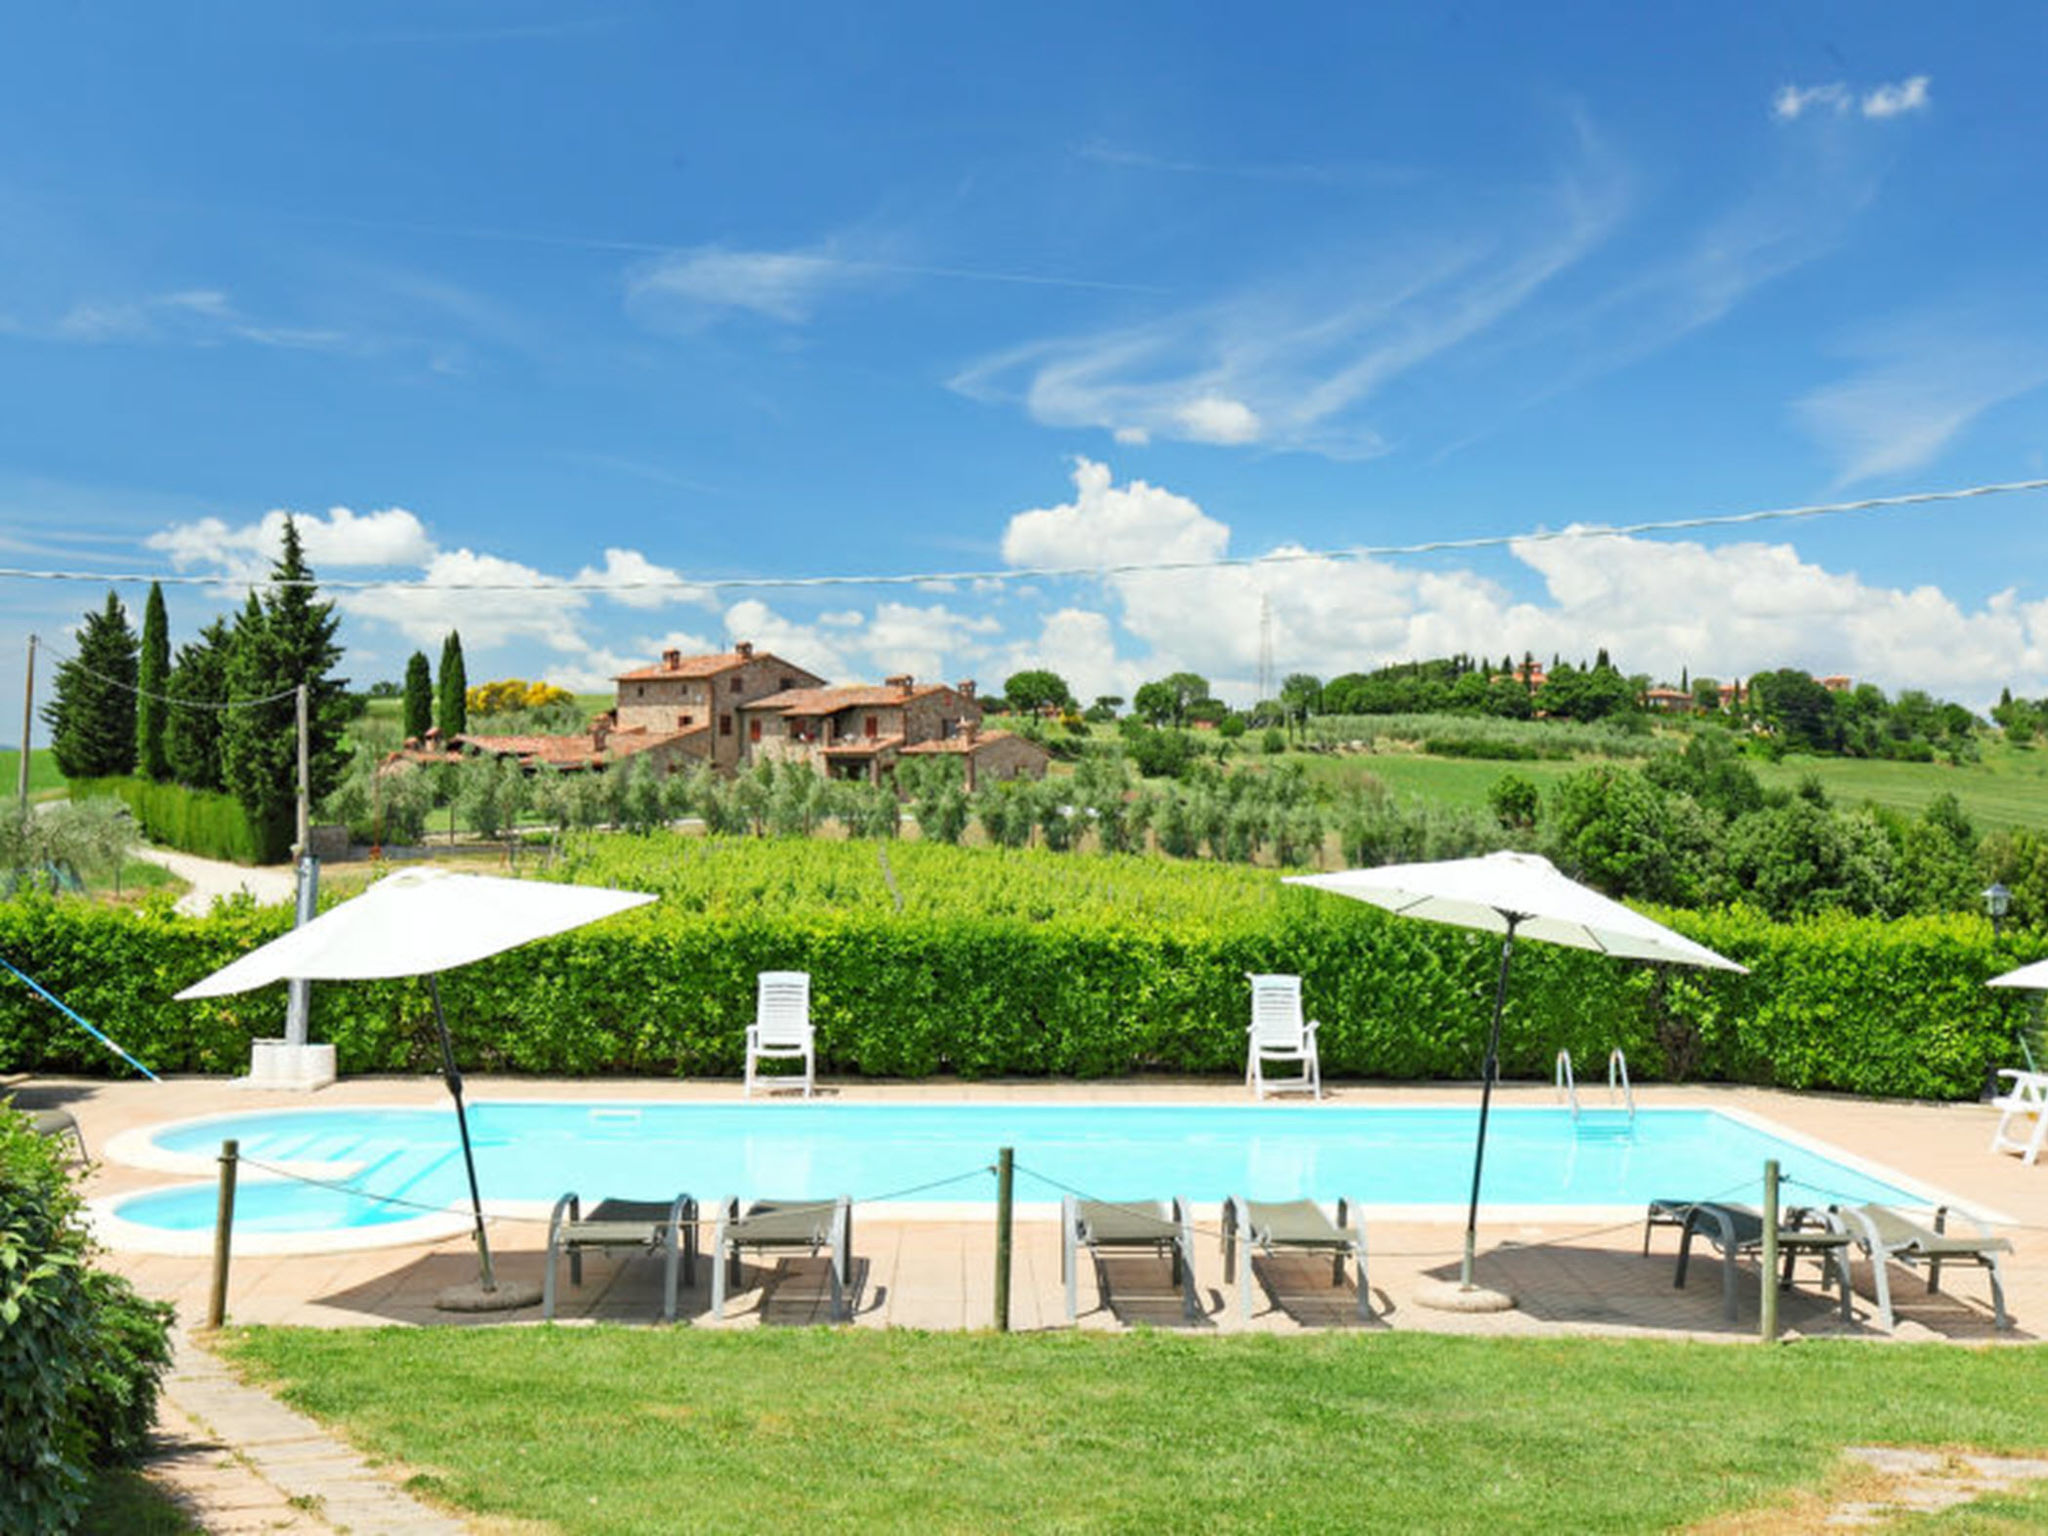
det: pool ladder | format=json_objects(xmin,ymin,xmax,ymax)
[{"xmin": 1554, "ymin": 1048, "xmax": 1635, "ymax": 1122}]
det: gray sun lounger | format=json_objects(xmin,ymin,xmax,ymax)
[
  {"xmin": 30, "ymin": 1107, "xmax": 88, "ymax": 1163},
  {"xmin": 1221, "ymin": 1196, "xmax": 1371, "ymax": 1321},
  {"xmin": 543, "ymin": 1193, "xmax": 698, "ymax": 1323},
  {"xmin": 1062, "ymin": 1195, "xmax": 1200, "ymax": 1323},
  {"xmin": 1831, "ymin": 1203, "xmax": 2013, "ymax": 1333},
  {"xmin": 710, "ymin": 1196, "xmax": 853, "ymax": 1321},
  {"xmin": 1662, "ymin": 1200, "xmax": 1854, "ymax": 1324}
]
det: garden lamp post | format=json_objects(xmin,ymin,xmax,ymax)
[{"xmin": 1986, "ymin": 882, "xmax": 2011, "ymax": 939}]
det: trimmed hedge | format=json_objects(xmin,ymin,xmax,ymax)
[
  {"xmin": 70, "ymin": 776, "xmax": 266, "ymax": 864},
  {"xmin": 0, "ymin": 837, "xmax": 2035, "ymax": 1100}
]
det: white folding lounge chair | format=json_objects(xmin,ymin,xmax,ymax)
[
  {"xmin": 1062, "ymin": 1195, "xmax": 1201, "ymax": 1323},
  {"xmin": 1832, "ymin": 1203, "xmax": 2013, "ymax": 1333},
  {"xmin": 542, "ymin": 1192, "xmax": 697, "ymax": 1323},
  {"xmin": 1245, "ymin": 973, "xmax": 1320, "ymax": 1099},
  {"xmin": 1222, "ymin": 1195, "xmax": 1372, "ymax": 1321},
  {"xmin": 1989, "ymin": 1069, "xmax": 2048, "ymax": 1165},
  {"xmin": 709, "ymin": 1195, "xmax": 853, "ymax": 1321},
  {"xmin": 744, "ymin": 970, "xmax": 815, "ymax": 1098}
]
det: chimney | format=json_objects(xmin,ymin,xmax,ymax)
[
  {"xmin": 956, "ymin": 679, "xmax": 976, "ymax": 699},
  {"xmin": 735, "ymin": 641, "xmax": 754, "ymax": 659},
  {"xmin": 592, "ymin": 718, "xmax": 611, "ymax": 752},
  {"xmin": 886, "ymin": 673, "xmax": 913, "ymax": 694},
  {"xmin": 663, "ymin": 649, "xmax": 681, "ymax": 670}
]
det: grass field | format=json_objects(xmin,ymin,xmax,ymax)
[
  {"xmin": 0, "ymin": 746, "xmax": 66, "ymax": 802},
  {"xmin": 1285, "ymin": 730, "xmax": 2048, "ymax": 834},
  {"xmin": 220, "ymin": 1328, "xmax": 2048, "ymax": 1535}
]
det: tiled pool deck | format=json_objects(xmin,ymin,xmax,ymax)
[{"xmin": 22, "ymin": 1074, "xmax": 2048, "ymax": 1342}]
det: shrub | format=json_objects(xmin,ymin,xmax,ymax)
[
  {"xmin": 0, "ymin": 1110, "xmax": 174, "ymax": 1536},
  {"xmin": 71, "ymin": 777, "xmax": 263, "ymax": 864},
  {"xmin": 0, "ymin": 837, "xmax": 2029, "ymax": 1100}
]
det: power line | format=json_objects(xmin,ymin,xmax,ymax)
[
  {"xmin": 0, "ymin": 476, "xmax": 2042, "ymax": 595},
  {"xmin": 39, "ymin": 650, "xmax": 296, "ymax": 710}
]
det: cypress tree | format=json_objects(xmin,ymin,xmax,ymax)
[
  {"xmin": 220, "ymin": 519, "xmax": 350, "ymax": 860},
  {"xmin": 402, "ymin": 651, "xmax": 434, "ymax": 744},
  {"xmin": 43, "ymin": 590, "xmax": 139, "ymax": 779},
  {"xmin": 437, "ymin": 631, "xmax": 467, "ymax": 740},
  {"xmin": 136, "ymin": 582, "xmax": 171, "ymax": 781},
  {"xmin": 164, "ymin": 618, "xmax": 232, "ymax": 791}
]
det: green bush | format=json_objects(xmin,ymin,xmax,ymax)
[
  {"xmin": 0, "ymin": 1110, "xmax": 174, "ymax": 1536},
  {"xmin": 71, "ymin": 777, "xmax": 264, "ymax": 864},
  {"xmin": 0, "ymin": 838, "xmax": 2027, "ymax": 1099}
]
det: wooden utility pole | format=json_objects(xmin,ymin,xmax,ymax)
[{"xmin": 16, "ymin": 634, "xmax": 35, "ymax": 812}]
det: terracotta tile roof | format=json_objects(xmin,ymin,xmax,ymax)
[
  {"xmin": 900, "ymin": 728, "xmax": 1040, "ymax": 757},
  {"xmin": 823, "ymin": 734, "xmax": 906, "ymax": 757},
  {"xmin": 453, "ymin": 725, "xmax": 707, "ymax": 771},
  {"xmin": 614, "ymin": 650, "xmax": 818, "ymax": 682},
  {"xmin": 747, "ymin": 684, "xmax": 940, "ymax": 713},
  {"xmin": 606, "ymin": 726, "xmax": 707, "ymax": 759}
]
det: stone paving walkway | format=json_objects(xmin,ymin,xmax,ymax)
[{"xmin": 152, "ymin": 1331, "xmax": 468, "ymax": 1534}]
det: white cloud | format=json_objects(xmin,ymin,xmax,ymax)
[
  {"xmin": 993, "ymin": 461, "xmax": 2048, "ymax": 710},
  {"xmin": 1174, "ymin": 395, "xmax": 1263, "ymax": 445},
  {"xmin": 1773, "ymin": 76, "xmax": 1930, "ymax": 122},
  {"xmin": 1772, "ymin": 83, "xmax": 1850, "ymax": 121},
  {"xmin": 341, "ymin": 547, "xmax": 590, "ymax": 653},
  {"xmin": 1793, "ymin": 321, "xmax": 2048, "ymax": 484},
  {"xmin": 1862, "ymin": 76, "xmax": 1931, "ymax": 119},
  {"xmin": 951, "ymin": 133, "xmax": 1627, "ymax": 456},
  {"xmin": 146, "ymin": 506, "xmax": 437, "ymax": 585},
  {"xmin": 570, "ymin": 547, "xmax": 716, "ymax": 611},
  {"xmin": 1003, "ymin": 459, "xmax": 1229, "ymax": 570},
  {"xmin": 47, "ymin": 289, "xmax": 349, "ymax": 350},
  {"xmin": 627, "ymin": 247, "xmax": 853, "ymax": 325}
]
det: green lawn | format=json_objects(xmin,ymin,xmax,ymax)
[
  {"xmin": 220, "ymin": 1328, "xmax": 2048, "ymax": 1535},
  {"xmin": 1273, "ymin": 734, "xmax": 2048, "ymax": 833},
  {"xmin": 1290, "ymin": 749, "xmax": 1626, "ymax": 812},
  {"xmin": 1754, "ymin": 746, "xmax": 2048, "ymax": 833},
  {"xmin": 0, "ymin": 745, "xmax": 66, "ymax": 802},
  {"xmin": 80, "ymin": 1468, "xmax": 202, "ymax": 1535}
]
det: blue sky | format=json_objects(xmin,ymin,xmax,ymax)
[{"xmin": 5, "ymin": 2, "xmax": 2048, "ymax": 738}]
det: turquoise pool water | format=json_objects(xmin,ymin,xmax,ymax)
[{"xmin": 110, "ymin": 1102, "xmax": 1924, "ymax": 1239}]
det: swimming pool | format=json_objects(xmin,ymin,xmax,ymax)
[{"xmin": 94, "ymin": 1100, "xmax": 1937, "ymax": 1255}]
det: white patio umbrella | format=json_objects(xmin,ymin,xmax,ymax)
[
  {"xmin": 1988, "ymin": 958, "xmax": 2048, "ymax": 992},
  {"xmin": 1285, "ymin": 851, "xmax": 1746, "ymax": 1303},
  {"xmin": 177, "ymin": 867, "xmax": 656, "ymax": 1306}
]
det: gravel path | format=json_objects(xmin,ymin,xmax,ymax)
[{"xmin": 132, "ymin": 847, "xmax": 298, "ymax": 917}]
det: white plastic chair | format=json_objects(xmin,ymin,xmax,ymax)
[
  {"xmin": 744, "ymin": 971, "xmax": 816, "ymax": 1098},
  {"xmin": 1990, "ymin": 1069, "xmax": 2048, "ymax": 1164},
  {"xmin": 1245, "ymin": 972, "xmax": 1320, "ymax": 1099}
]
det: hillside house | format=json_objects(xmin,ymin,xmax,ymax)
[
  {"xmin": 740, "ymin": 674, "xmax": 1049, "ymax": 786},
  {"xmin": 611, "ymin": 643, "xmax": 826, "ymax": 774}
]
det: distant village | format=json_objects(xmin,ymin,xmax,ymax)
[{"xmin": 392, "ymin": 642, "xmax": 1051, "ymax": 791}]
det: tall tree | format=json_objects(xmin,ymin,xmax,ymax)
[
  {"xmin": 220, "ymin": 519, "xmax": 351, "ymax": 859},
  {"xmin": 1002, "ymin": 669, "xmax": 1075, "ymax": 715},
  {"xmin": 42, "ymin": 590, "xmax": 139, "ymax": 779},
  {"xmin": 135, "ymin": 582, "xmax": 171, "ymax": 781},
  {"xmin": 164, "ymin": 618, "xmax": 233, "ymax": 791},
  {"xmin": 437, "ymin": 631, "xmax": 468, "ymax": 740},
  {"xmin": 402, "ymin": 650, "xmax": 434, "ymax": 743}
]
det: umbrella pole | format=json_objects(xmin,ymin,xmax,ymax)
[
  {"xmin": 1462, "ymin": 915, "xmax": 1520, "ymax": 1290},
  {"xmin": 429, "ymin": 974, "xmax": 497, "ymax": 1293}
]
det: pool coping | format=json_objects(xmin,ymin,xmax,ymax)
[{"xmin": 88, "ymin": 1095, "xmax": 2000, "ymax": 1258}]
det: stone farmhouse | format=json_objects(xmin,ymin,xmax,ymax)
[
  {"xmin": 426, "ymin": 642, "xmax": 1049, "ymax": 790},
  {"xmin": 743, "ymin": 675, "xmax": 1048, "ymax": 789}
]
